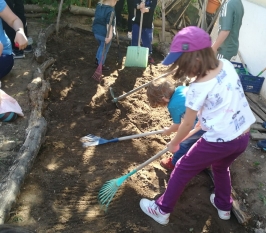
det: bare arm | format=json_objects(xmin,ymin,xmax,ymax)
[
  {"xmin": 167, "ymin": 107, "xmax": 198, "ymax": 153},
  {"xmin": 163, "ymin": 123, "xmax": 180, "ymax": 136},
  {"xmin": 212, "ymin": 30, "xmax": 230, "ymax": 55},
  {"xmin": 0, "ymin": 4, "xmax": 27, "ymax": 50}
]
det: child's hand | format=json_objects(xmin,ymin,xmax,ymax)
[
  {"xmin": 105, "ymin": 36, "xmax": 112, "ymax": 44},
  {"xmin": 163, "ymin": 127, "xmax": 172, "ymax": 136},
  {"xmin": 167, "ymin": 141, "xmax": 180, "ymax": 153}
]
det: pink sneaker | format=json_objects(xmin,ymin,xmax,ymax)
[
  {"xmin": 210, "ymin": 194, "xmax": 231, "ymax": 220},
  {"xmin": 139, "ymin": 198, "xmax": 170, "ymax": 225}
]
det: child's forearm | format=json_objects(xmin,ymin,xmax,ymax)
[
  {"xmin": 168, "ymin": 123, "xmax": 180, "ymax": 133},
  {"xmin": 171, "ymin": 121, "xmax": 194, "ymax": 145}
]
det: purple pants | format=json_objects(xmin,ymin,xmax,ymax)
[{"xmin": 155, "ymin": 132, "xmax": 250, "ymax": 213}]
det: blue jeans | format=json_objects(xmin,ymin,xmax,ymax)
[
  {"xmin": 94, "ymin": 34, "xmax": 112, "ymax": 65},
  {"xmin": 0, "ymin": 54, "xmax": 14, "ymax": 80},
  {"xmin": 131, "ymin": 24, "xmax": 153, "ymax": 54},
  {"xmin": 172, "ymin": 129, "xmax": 206, "ymax": 165}
]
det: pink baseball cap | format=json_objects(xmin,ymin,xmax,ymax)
[{"xmin": 162, "ymin": 26, "xmax": 212, "ymax": 65}]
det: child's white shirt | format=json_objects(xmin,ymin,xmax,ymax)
[{"xmin": 185, "ymin": 59, "xmax": 255, "ymax": 142}]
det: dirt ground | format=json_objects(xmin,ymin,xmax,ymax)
[{"xmin": 1, "ymin": 14, "xmax": 266, "ymax": 233}]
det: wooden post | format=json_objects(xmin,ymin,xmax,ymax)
[{"xmin": 88, "ymin": 0, "xmax": 91, "ymax": 8}]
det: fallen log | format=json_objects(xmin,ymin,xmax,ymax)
[
  {"xmin": 24, "ymin": 4, "xmax": 65, "ymax": 13},
  {"xmin": 34, "ymin": 23, "xmax": 67, "ymax": 63},
  {"xmin": 0, "ymin": 57, "xmax": 54, "ymax": 224},
  {"xmin": 69, "ymin": 5, "xmax": 95, "ymax": 16}
]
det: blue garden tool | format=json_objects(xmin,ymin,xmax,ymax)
[
  {"xmin": 80, "ymin": 129, "xmax": 164, "ymax": 147},
  {"xmin": 98, "ymin": 127, "xmax": 201, "ymax": 210},
  {"xmin": 98, "ymin": 148, "xmax": 168, "ymax": 210}
]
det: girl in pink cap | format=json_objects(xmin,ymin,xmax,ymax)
[{"xmin": 139, "ymin": 26, "xmax": 255, "ymax": 225}]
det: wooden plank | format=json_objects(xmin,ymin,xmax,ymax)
[
  {"xmin": 246, "ymin": 92, "xmax": 266, "ymax": 114},
  {"xmin": 246, "ymin": 96, "xmax": 266, "ymax": 122},
  {"xmin": 250, "ymin": 130, "xmax": 266, "ymax": 140},
  {"xmin": 251, "ymin": 123, "xmax": 266, "ymax": 132},
  {"xmin": 252, "ymin": 111, "xmax": 264, "ymax": 124}
]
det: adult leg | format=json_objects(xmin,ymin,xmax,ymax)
[
  {"xmin": 141, "ymin": 27, "xmax": 153, "ymax": 54},
  {"xmin": 0, "ymin": 55, "xmax": 14, "ymax": 80},
  {"xmin": 131, "ymin": 23, "xmax": 140, "ymax": 46},
  {"xmin": 127, "ymin": 0, "xmax": 135, "ymax": 32},
  {"xmin": 155, "ymin": 134, "xmax": 249, "ymax": 213},
  {"xmin": 115, "ymin": 0, "xmax": 125, "ymax": 27}
]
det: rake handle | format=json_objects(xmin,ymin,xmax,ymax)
[
  {"xmin": 257, "ymin": 67, "xmax": 266, "ymax": 77},
  {"xmin": 118, "ymin": 130, "xmax": 164, "ymax": 141},
  {"xmin": 138, "ymin": 1, "xmax": 144, "ymax": 47},
  {"xmin": 134, "ymin": 126, "xmax": 202, "ymax": 173},
  {"xmin": 112, "ymin": 70, "xmax": 176, "ymax": 103}
]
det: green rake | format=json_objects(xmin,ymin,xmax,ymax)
[
  {"xmin": 98, "ymin": 148, "xmax": 168, "ymax": 210},
  {"xmin": 98, "ymin": 127, "xmax": 202, "ymax": 210}
]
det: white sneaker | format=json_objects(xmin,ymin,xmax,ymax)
[
  {"xmin": 139, "ymin": 198, "xmax": 170, "ymax": 225},
  {"xmin": 127, "ymin": 32, "xmax": 132, "ymax": 39},
  {"xmin": 210, "ymin": 194, "xmax": 231, "ymax": 220}
]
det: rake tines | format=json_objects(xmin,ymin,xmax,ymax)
[
  {"xmin": 98, "ymin": 173, "xmax": 131, "ymax": 210},
  {"xmin": 92, "ymin": 64, "xmax": 103, "ymax": 82},
  {"xmin": 98, "ymin": 179, "xmax": 119, "ymax": 210}
]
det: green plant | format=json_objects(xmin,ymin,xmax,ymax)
[
  {"xmin": 253, "ymin": 161, "xmax": 260, "ymax": 167},
  {"xmin": 259, "ymin": 194, "xmax": 266, "ymax": 206},
  {"xmin": 11, "ymin": 215, "xmax": 23, "ymax": 222},
  {"xmin": 153, "ymin": 28, "xmax": 159, "ymax": 36},
  {"xmin": 258, "ymin": 182, "xmax": 264, "ymax": 189}
]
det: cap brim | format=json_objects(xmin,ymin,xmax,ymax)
[{"xmin": 162, "ymin": 52, "xmax": 183, "ymax": 65}]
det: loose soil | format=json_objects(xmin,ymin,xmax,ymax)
[{"xmin": 1, "ymin": 15, "xmax": 266, "ymax": 233}]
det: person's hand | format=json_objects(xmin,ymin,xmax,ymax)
[
  {"xmin": 140, "ymin": 7, "xmax": 148, "ymax": 13},
  {"xmin": 163, "ymin": 127, "xmax": 172, "ymax": 136},
  {"xmin": 105, "ymin": 36, "xmax": 112, "ymax": 44},
  {"xmin": 139, "ymin": 2, "xmax": 145, "ymax": 9},
  {"xmin": 167, "ymin": 141, "xmax": 180, "ymax": 153},
  {"xmin": 14, "ymin": 29, "xmax": 28, "ymax": 50}
]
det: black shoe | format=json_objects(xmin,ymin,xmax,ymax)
[
  {"xmin": 24, "ymin": 44, "xmax": 33, "ymax": 53},
  {"xmin": 12, "ymin": 49, "xmax": 25, "ymax": 59}
]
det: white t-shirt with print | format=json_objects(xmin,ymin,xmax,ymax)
[{"xmin": 185, "ymin": 59, "xmax": 255, "ymax": 142}]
